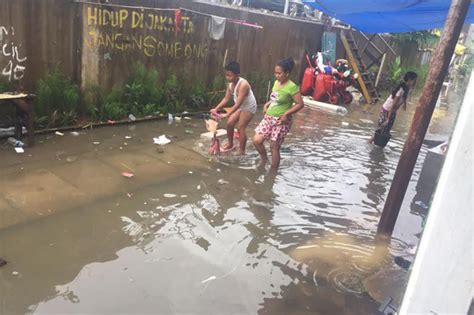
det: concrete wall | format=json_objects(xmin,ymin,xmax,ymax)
[
  {"xmin": 0, "ymin": 0, "xmax": 339, "ymax": 93},
  {"xmin": 0, "ymin": 0, "xmax": 397, "ymax": 98},
  {"xmin": 0, "ymin": 0, "xmax": 80, "ymax": 89}
]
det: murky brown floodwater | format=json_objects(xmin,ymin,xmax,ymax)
[{"xmin": 0, "ymin": 94, "xmax": 460, "ymax": 314}]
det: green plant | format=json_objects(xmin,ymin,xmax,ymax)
[
  {"xmin": 393, "ymin": 31, "xmax": 439, "ymax": 47},
  {"xmin": 247, "ymin": 71, "xmax": 274, "ymax": 103},
  {"xmin": 82, "ymin": 84, "xmax": 106, "ymax": 120},
  {"xmin": 163, "ymin": 74, "xmax": 184, "ymax": 113},
  {"xmin": 459, "ymin": 52, "xmax": 474, "ymax": 77},
  {"xmin": 35, "ymin": 67, "xmax": 80, "ymax": 128},
  {"xmin": 387, "ymin": 56, "xmax": 402, "ymax": 86},
  {"xmin": 124, "ymin": 62, "xmax": 163, "ymax": 115},
  {"xmin": 187, "ymin": 83, "xmax": 208, "ymax": 110}
]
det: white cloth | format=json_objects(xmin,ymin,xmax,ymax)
[
  {"xmin": 231, "ymin": 78, "xmax": 257, "ymax": 114},
  {"xmin": 208, "ymin": 16, "xmax": 226, "ymax": 40},
  {"xmin": 382, "ymin": 87, "xmax": 405, "ymax": 111}
]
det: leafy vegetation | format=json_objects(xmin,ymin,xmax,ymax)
[{"xmin": 35, "ymin": 67, "xmax": 80, "ymax": 128}]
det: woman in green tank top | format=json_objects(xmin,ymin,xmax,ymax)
[{"xmin": 253, "ymin": 57, "xmax": 304, "ymax": 170}]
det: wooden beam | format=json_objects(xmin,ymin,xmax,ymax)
[
  {"xmin": 340, "ymin": 31, "xmax": 372, "ymax": 104},
  {"xmin": 376, "ymin": 0, "xmax": 471, "ymax": 237},
  {"xmin": 375, "ymin": 53, "xmax": 387, "ymax": 88}
]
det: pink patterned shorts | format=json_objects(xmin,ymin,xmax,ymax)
[{"xmin": 255, "ymin": 114, "xmax": 292, "ymax": 146}]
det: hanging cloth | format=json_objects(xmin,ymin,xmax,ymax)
[
  {"xmin": 208, "ymin": 15, "xmax": 226, "ymax": 40},
  {"xmin": 175, "ymin": 9, "xmax": 182, "ymax": 34}
]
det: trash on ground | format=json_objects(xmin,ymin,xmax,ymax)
[
  {"xmin": 55, "ymin": 131, "xmax": 64, "ymax": 136},
  {"xmin": 201, "ymin": 276, "xmax": 217, "ymax": 284},
  {"xmin": 127, "ymin": 193, "xmax": 133, "ymax": 198},
  {"xmin": 125, "ymin": 136, "xmax": 132, "ymax": 139},
  {"xmin": 184, "ymin": 117, "xmax": 192, "ymax": 120},
  {"xmin": 360, "ymin": 118, "xmax": 373, "ymax": 124},
  {"xmin": 168, "ymin": 113, "xmax": 174, "ymax": 121},
  {"xmin": 189, "ymin": 171, "xmax": 193, "ymax": 174},
  {"xmin": 93, "ymin": 141, "xmax": 100, "ymax": 145},
  {"xmin": 414, "ymin": 200, "xmax": 429, "ymax": 210},
  {"xmin": 121, "ymin": 171, "xmax": 134, "ymax": 178},
  {"xmin": 12, "ymin": 271, "xmax": 19, "ymax": 276},
  {"xmin": 175, "ymin": 116, "xmax": 182, "ymax": 122},
  {"xmin": 8, "ymin": 137, "xmax": 24, "ymax": 147},
  {"xmin": 185, "ymin": 130, "xmax": 194, "ymax": 134},
  {"xmin": 107, "ymin": 119, "xmax": 116, "ymax": 124},
  {"xmin": 128, "ymin": 114, "xmax": 137, "ymax": 121},
  {"xmin": 163, "ymin": 193, "xmax": 177, "ymax": 198},
  {"xmin": 66, "ymin": 156, "xmax": 77, "ymax": 163},
  {"xmin": 14, "ymin": 147, "xmax": 24, "ymax": 154},
  {"xmin": 218, "ymin": 179, "xmax": 229, "ymax": 185},
  {"xmin": 197, "ymin": 185, "xmax": 201, "ymax": 190},
  {"xmin": 70, "ymin": 131, "xmax": 80, "ymax": 136},
  {"xmin": 153, "ymin": 135, "xmax": 171, "ymax": 145},
  {"xmin": 342, "ymin": 122, "xmax": 349, "ymax": 126}
]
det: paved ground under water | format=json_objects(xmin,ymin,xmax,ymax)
[{"xmin": 0, "ymin": 96, "xmax": 459, "ymax": 314}]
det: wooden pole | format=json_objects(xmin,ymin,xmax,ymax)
[{"xmin": 376, "ymin": 0, "xmax": 471, "ymax": 237}]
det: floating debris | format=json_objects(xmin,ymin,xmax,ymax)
[
  {"xmin": 121, "ymin": 172, "xmax": 134, "ymax": 178},
  {"xmin": 55, "ymin": 131, "xmax": 64, "ymax": 136},
  {"xmin": 153, "ymin": 135, "xmax": 171, "ymax": 145},
  {"xmin": 201, "ymin": 276, "xmax": 217, "ymax": 284},
  {"xmin": 163, "ymin": 193, "xmax": 177, "ymax": 198}
]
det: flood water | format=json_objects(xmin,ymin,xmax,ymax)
[{"xmin": 0, "ymin": 98, "xmax": 458, "ymax": 314}]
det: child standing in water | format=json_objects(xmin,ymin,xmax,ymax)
[
  {"xmin": 370, "ymin": 71, "xmax": 418, "ymax": 142},
  {"xmin": 253, "ymin": 58, "xmax": 304, "ymax": 170},
  {"xmin": 211, "ymin": 61, "xmax": 257, "ymax": 154}
]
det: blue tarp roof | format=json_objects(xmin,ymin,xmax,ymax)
[{"xmin": 302, "ymin": 0, "xmax": 474, "ymax": 33}]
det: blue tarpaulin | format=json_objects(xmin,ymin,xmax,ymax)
[{"xmin": 303, "ymin": 0, "xmax": 474, "ymax": 33}]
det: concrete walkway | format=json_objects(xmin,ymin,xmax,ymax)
[{"xmin": 0, "ymin": 120, "xmax": 209, "ymax": 231}]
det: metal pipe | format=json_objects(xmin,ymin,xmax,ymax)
[{"xmin": 284, "ymin": 0, "xmax": 290, "ymax": 15}]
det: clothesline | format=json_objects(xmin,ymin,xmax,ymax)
[
  {"xmin": 179, "ymin": 7, "xmax": 264, "ymax": 29},
  {"xmin": 72, "ymin": 1, "xmax": 264, "ymax": 29},
  {"xmin": 72, "ymin": 1, "xmax": 177, "ymax": 11}
]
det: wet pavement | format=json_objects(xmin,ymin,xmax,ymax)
[{"xmin": 0, "ymin": 95, "xmax": 460, "ymax": 314}]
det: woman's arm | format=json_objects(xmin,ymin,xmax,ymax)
[
  {"xmin": 262, "ymin": 100, "xmax": 272, "ymax": 114},
  {"xmin": 280, "ymin": 92, "xmax": 304, "ymax": 123},
  {"xmin": 211, "ymin": 86, "xmax": 232, "ymax": 113}
]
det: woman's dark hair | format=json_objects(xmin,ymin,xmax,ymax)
[
  {"xmin": 225, "ymin": 61, "xmax": 240, "ymax": 75},
  {"xmin": 277, "ymin": 58, "xmax": 295, "ymax": 73},
  {"xmin": 392, "ymin": 71, "xmax": 418, "ymax": 100}
]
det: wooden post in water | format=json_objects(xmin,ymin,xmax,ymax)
[{"xmin": 377, "ymin": 0, "xmax": 471, "ymax": 237}]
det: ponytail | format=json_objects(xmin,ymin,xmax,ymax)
[{"xmin": 277, "ymin": 57, "xmax": 295, "ymax": 73}]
